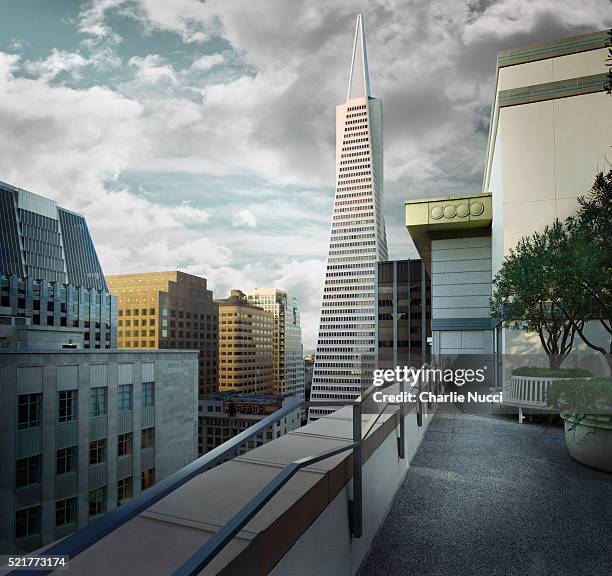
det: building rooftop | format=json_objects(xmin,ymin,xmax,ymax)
[{"xmin": 360, "ymin": 409, "xmax": 612, "ymax": 576}]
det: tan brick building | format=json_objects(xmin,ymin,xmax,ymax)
[
  {"xmin": 215, "ymin": 290, "xmax": 274, "ymax": 395},
  {"xmin": 106, "ymin": 271, "xmax": 218, "ymax": 396}
]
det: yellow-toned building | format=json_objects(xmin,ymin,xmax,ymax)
[
  {"xmin": 106, "ymin": 271, "xmax": 218, "ymax": 396},
  {"xmin": 216, "ymin": 290, "xmax": 274, "ymax": 395}
]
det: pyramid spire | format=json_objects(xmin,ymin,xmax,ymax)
[{"xmin": 347, "ymin": 14, "xmax": 371, "ymax": 101}]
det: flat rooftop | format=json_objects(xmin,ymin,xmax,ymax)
[{"xmin": 360, "ymin": 409, "xmax": 612, "ymax": 575}]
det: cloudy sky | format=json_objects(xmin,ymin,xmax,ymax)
[{"xmin": 1, "ymin": 0, "xmax": 611, "ymax": 350}]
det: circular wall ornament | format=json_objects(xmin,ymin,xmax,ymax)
[
  {"xmin": 470, "ymin": 201, "xmax": 484, "ymax": 216},
  {"xmin": 456, "ymin": 204, "xmax": 469, "ymax": 217},
  {"xmin": 430, "ymin": 206, "xmax": 443, "ymax": 220},
  {"xmin": 443, "ymin": 205, "xmax": 456, "ymax": 218}
]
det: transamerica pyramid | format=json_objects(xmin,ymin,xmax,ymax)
[{"xmin": 309, "ymin": 14, "xmax": 388, "ymax": 420}]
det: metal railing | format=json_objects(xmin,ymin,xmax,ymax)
[
  {"xmin": 10, "ymin": 400, "xmax": 303, "ymax": 576},
  {"xmin": 12, "ymin": 379, "xmax": 428, "ymax": 576},
  {"xmin": 174, "ymin": 379, "xmax": 427, "ymax": 575}
]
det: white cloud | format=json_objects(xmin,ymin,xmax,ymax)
[
  {"xmin": 191, "ymin": 53, "xmax": 224, "ymax": 71},
  {"xmin": 25, "ymin": 49, "xmax": 88, "ymax": 80},
  {"xmin": 78, "ymin": 0, "xmax": 125, "ymax": 44},
  {"xmin": 5, "ymin": 0, "xmax": 612, "ymax": 350},
  {"xmin": 128, "ymin": 54, "xmax": 178, "ymax": 85},
  {"xmin": 234, "ymin": 209, "xmax": 257, "ymax": 228}
]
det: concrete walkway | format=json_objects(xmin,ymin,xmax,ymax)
[{"xmin": 360, "ymin": 409, "xmax": 612, "ymax": 576}]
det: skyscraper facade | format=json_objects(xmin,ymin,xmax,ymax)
[
  {"xmin": 377, "ymin": 260, "xmax": 431, "ymax": 370},
  {"xmin": 309, "ymin": 15, "xmax": 388, "ymax": 420},
  {"xmin": 106, "ymin": 271, "xmax": 219, "ymax": 396},
  {"xmin": 247, "ymin": 288, "xmax": 305, "ymax": 398},
  {"xmin": 0, "ymin": 181, "xmax": 108, "ymax": 290},
  {"xmin": 216, "ymin": 290, "xmax": 274, "ymax": 395},
  {"xmin": 0, "ymin": 181, "xmax": 116, "ymax": 349}
]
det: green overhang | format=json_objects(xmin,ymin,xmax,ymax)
[{"xmin": 404, "ymin": 193, "xmax": 492, "ymax": 272}]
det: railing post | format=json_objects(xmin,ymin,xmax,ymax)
[
  {"xmin": 350, "ymin": 400, "xmax": 363, "ymax": 538},
  {"xmin": 398, "ymin": 377, "xmax": 406, "ymax": 459}
]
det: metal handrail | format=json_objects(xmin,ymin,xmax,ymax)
[
  {"xmin": 10, "ymin": 399, "xmax": 305, "ymax": 576},
  {"xmin": 174, "ymin": 381, "xmax": 417, "ymax": 574},
  {"xmin": 13, "ymin": 383, "xmax": 417, "ymax": 576},
  {"xmin": 172, "ymin": 442, "xmax": 359, "ymax": 576}
]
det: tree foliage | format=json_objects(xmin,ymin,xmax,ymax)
[
  {"xmin": 491, "ymin": 170, "xmax": 612, "ymax": 369},
  {"xmin": 558, "ymin": 170, "xmax": 612, "ymax": 356},
  {"xmin": 491, "ymin": 220, "xmax": 578, "ymax": 369}
]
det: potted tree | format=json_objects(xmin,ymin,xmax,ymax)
[{"xmin": 547, "ymin": 377, "xmax": 612, "ymax": 472}]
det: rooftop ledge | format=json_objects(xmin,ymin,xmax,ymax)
[
  {"xmin": 63, "ymin": 402, "xmax": 433, "ymax": 576},
  {"xmin": 405, "ymin": 193, "xmax": 492, "ymax": 272}
]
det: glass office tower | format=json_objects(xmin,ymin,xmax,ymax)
[{"xmin": 0, "ymin": 181, "xmax": 116, "ymax": 349}]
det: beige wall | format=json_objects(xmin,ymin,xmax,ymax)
[
  {"xmin": 487, "ymin": 43, "xmax": 611, "ymax": 358},
  {"xmin": 493, "ymin": 90, "xmax": 611, "ymax": 262},
  {"xmin": 497, "ymin": 47, "xmax": 608, "ymax": 91}
]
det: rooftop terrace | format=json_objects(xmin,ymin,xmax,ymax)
[
  {"xmin": 15, "ymin": 401, "xmax": 611, "ymax": 575},
  {"xmin": 361, "ymin": 408, "xmax": 612, "ymax": 576}
]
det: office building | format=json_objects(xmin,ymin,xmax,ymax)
[
  {"xmin": 304, "ymin": 354, "xmax": 314, "ymax": 401},
  {"xmin": 405, "ymin": 30, "xmax": 612, "ymax": 364},
  {"xmin": 309, "ymin": 15, "xmax": 388, "ymax": 419},
  {"xmin": 0, "ymin": 181, "xmax": 108, "ymax": 290},
  {"xmin": 106, "ymin": 271, "xmax": 218, "ymax": 396},
  {"xmin": 247, "ymin": 289, "xmax": 305, "ymax": 398},
  {"xmin": 377, "ymin": 260, "xmax": 431, "ymax": 370},
  {"xmin": 0, "ymin": 181, "xmax": 116, "ymax": 349},
  {"xmin": 199, "ymin": 393, "xmax": 301, "ymax": 455},
  {"xmin": 0, "ymin": 347, "xmax": 198, "ymax": 554},
  {"xmin": 216, "ymin": 290, "xmax": 274, "ymax": 395}
]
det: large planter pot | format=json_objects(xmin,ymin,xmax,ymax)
[{"xmin": 561, "ymin": 413, "xmax": 612, "ymax": 473}]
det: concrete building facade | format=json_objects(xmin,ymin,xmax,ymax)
[
  {"xmin": 199, "ymin": 393, "xmax": 301, "ymax": 455},
  {"xmin": 0, "ymin": 349, "xmax": 198, "ymax": 554},
  {"xmin": 106, "ymin": 271, "xmax": 218, "ymax": 396},
  {"xmin": 247, "ymin": 288, "xmax": 305, "ymax": 398},
  {"xmin": 309, "ymin": 14, "xmax": 388, "ymax": 419}
]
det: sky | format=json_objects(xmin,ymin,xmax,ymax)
[{"xmin": 0, "ymin": 0, "xmax": 611, "ymax": 351}]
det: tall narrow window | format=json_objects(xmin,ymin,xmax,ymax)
[
  {"xmin": 117, "ymin": 384, "xmax": 133, "ymax": 412},
  {"xmin": 89, "ymin": 487, "xmax": 106, "ymax": 517},
  {"xmin": 90, "ymin": 387, "xmax": 107, "ymax": 417},
  {"xmin": 141, "ymin": 427, "xmax": 155, "ymax": 449},
  {"xmin": 58, "ymin": 390, "xmax": 77, "ymax": 422},
  {"xmin": 15, "ymin": 455, "xmax": 42, "ymax": 488},
  {"xmin": 117, "ymin": 433, "xmax": 132, "ymax": 457},
  {"xmin": 55, "ymin": 497, "xmax": 77, "ymax": 527},
  {"xmin": 89, "ymin": 439, "xmax": 106, "ymax": 465},
  {"xmin": 56, "ymin": 447, "xmax": 77, "ymax": 475},
  {"xmin": 15, "ymin": 506, "xmax": 41, "ymax": 539},
  {"xmin": 17, "ymin": 393, "xmax": 42, "ymax": 429},
  {"xmin": 141, "ymin": 468, "xmax": 155, "ymax": 490},
  {"xmin": 142, "ymin": 382, "xmax": 155, "ymax": 407},
  {"xmin": 117, "ymin": 477, "xmax": 133, "ymax": 506}
]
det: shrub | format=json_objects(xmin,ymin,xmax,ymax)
[{"xmin": 546, "ymin": 377, "xmax": 612, "ymax": 415}]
